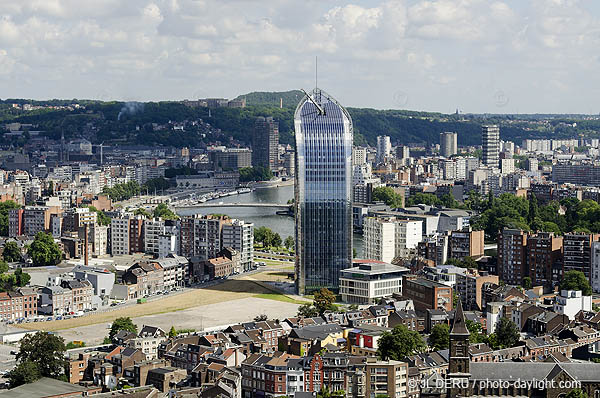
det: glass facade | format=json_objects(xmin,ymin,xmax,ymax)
[{"xmin": 294, "ymin": 88, "xmax": 353, "ymax": 294}]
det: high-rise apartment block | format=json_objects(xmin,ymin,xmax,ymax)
[
  {"xmin": 482, "ymin": 125, "xmax": 500, "ymax": 168},
  {"xmin": 497, "ymin": 228, "xmax": 528, "ymax": 285},
  {"xmin": 440, "ymin": 132, "xmax": 458, "ymax": 158},
  {"xmin": 376, "ymin": 136, "xmax": 391, "ymax": 164},
  {"xmin": 253, "ymin": 117, "xmax": 279, "ymax": 171}
]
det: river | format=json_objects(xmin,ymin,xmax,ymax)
[{"xmin": 176, "ymin": 184, "xmax": 364, "ymax": 257}]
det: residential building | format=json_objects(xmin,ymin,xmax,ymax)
[
  {"xmin": 39, "ymin": 285, "xmax": 73, "ymax": 316},
  {"xmin": 563, "ymin": 232, "xmax": 599, "ymax": 283},
  {"xmin": 222, "ymin": 219, "xmax": 254, "ymax": 272},
  {"xmin": 60, "ymin": 280, "xmax": 93, "ymax": 312},
  {"xmin": 497, "ymin": 228, "xmax": 528, "ymax": 285},
  {"xmin": 376, "ymin": 135, "xmax": 391, "ymax": 164},
  {"xmin": 253, "ymin": 117, "xmax": 279, "ymax": 172},
  {"xmin": 440, "ymin": 132, "xmax": 458, "ymax": 158},
  {"xmin": 208, "ymin": 147, "xmax": 252, "ymax": 171},
  {"xmin": 365, "ymin": 358, "xmax": 408, "ymax": 398},
  {"xmin": 8, "ymin": 208, "xmax": 24, "ymax": 237},
  {"xmin": 72, "ymin": 264, "xmax": 114, "ymax": 301},
  {"xmin": 364, "ymin": 217, "xmax": 396, "ymax": 263},
  {"xmin": 554, "ymin": 290, "xmax": 592, "ymax": 320},
  {"xmin": 295, "ymin": 88, "xmax": 353, "ymax": 294},
  {"xmin": 339, "ymin": 260, "xmax": 409, "ymax": 305},
  {"xmin": 449, "ymin": 228, "xmax": 484, "ymax": 261},
  {"xmin": 144, "ymin": 218, "xmax": 165, "ymax": 256},
  {"xmin": 128, "ymin": 326, "xmax": 167, "ymax": 360},
  {"xmin": 110, "ymin": 217, "xmax": 130, "ymax": 255},
  {"xmin": 0, "ymin": 289, "xmax": 37, "ymax": 321},
  {"xmin": 527, "ymin": 232, "xmax": 563, "ymax": 289},
  {"xmin": 179, "ymin": 214, "xmax": 228, "ymax": 260},
  {"xmin": 482, "ymin": 125, "xmax": 500, "ymax": 168},
  {"xmin": 455, "ymin": 270, "xmax": 499, "ymax": 311},
  {"xmin": 592, "ymin": 241, "xmax": 600, "ymax": 293},
  {"xmin": 122, "ymin": 261, "xmax": 164, "ymax": 297},
  {"xmin": 402, "ymin": 276, "xmax": 453, "ymax": 311}
]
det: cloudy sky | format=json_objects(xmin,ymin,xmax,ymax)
[{"xmin": 1, "ymin": 0, "xmax": 599, "ymax": 113}]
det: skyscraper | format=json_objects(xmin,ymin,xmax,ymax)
[
  {"xmin": 440, "ymin": 131, "xmax": 458, "ymax": 158},
  {"xmin": 294, "ymin": 88, "xmax": 353, "ymax": 294},
  {"xmin": 376, "ymin": 135, "xmax": 391, "ymax": 164},
  {"xmin": 482, "ymin": 125, "xmax": 500, "ymax": 168},
  {"xmin": 253, "ymin": 117, "xmax": 279, "ymax": 171}
]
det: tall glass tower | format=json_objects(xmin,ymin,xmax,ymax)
[{"xmin": 294, "ymin": 88, "xmax": 353, "ymax": 294}]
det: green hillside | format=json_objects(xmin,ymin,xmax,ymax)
[{"xmin": 234, "ymin": 90, "xmax": 304, "ymax": 108}]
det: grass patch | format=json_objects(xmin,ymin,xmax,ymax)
[{"xmin": 254, "ymin": 293, "xmax": 308, "ymax": 305}]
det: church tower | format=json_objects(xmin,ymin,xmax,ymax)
[{"xmin": 448, "ymin": 300, "xmax": 471, "ymax": 396}]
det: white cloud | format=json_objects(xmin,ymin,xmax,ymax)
[{"xmin": 0, "ymin": 0, "xmax": 599, "ymax": 113}]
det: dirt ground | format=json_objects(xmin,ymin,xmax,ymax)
[
  {"xmin": 55, "ymin": 297, "xmax": 301, "ymax": 345},
  {"xmin": 20, "ymin": 261, "xmax": 298, "ymax": 333}
]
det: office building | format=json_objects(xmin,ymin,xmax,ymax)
[
  {"xmin": 482, "ymin": 125, "xmax": 500, "ymax": 168},
  {"xmin": 253, "ymin": 117, "xmax": 279, "ymax": 172},
  {"xmin": 339, "ymin": 260, "xmax": 409, "ymax": 304},
  {"xmin": 295, "ymin": 88, "xmax": 353, "ymax": 294},
  {"xmin": 376, "ymin": 136, "xmax": 391, "ymax": 164},
  {"xmin": 208, "ymin": 147, "xmax": 252, "ymax": 171},
  {"xmin": 440, "ymin": 132, "xmax": 458, "ymax": 158}
]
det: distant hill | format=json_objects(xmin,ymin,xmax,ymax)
[{"xmin": 234, "ymin": 90, "xmax": 304, "ymax": 108}]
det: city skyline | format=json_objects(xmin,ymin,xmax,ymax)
[{"xmin": 2, "ymin": 1, "xmax": 600, "ymax": 114}]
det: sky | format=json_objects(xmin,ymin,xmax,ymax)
[{"xmin": 1, "ymin": 0, "xmax": 600, "ymax": 114}]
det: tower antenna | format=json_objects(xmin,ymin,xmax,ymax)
[{"xmin": 315, "ymin": 56, "xmax": 318, "ymax": 91}]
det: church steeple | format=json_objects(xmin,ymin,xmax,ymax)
[
  {"xmin": 448, "ymin": 299, "xmax": 471, "ymax": 396},
  {"xmin": 451, "ymin": 298, "xmax": 470, "ymax": 336}
]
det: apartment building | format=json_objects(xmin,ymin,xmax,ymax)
[
  {"xmin": 449, "ymin": 228, "xmax": 484, "ymax": 261},
  {"xmin": 402, "ymin": 276, "xmax": 453, "ymax": 311},
  {"xmin": 179, "ymin": 214, "xmax": 227, "ymax": 259},
  {"xmin": 365, "ymin": 359, "xmax": 408, "ymax": 398},
  {"xmin": 222, "ymin": 219, "xmax": 254, "ymax": 272},
  {"xmin": 8, "ymin": 208, "xmax": 24, "ymax": 237},
  {"xmin": 364, "ymin": 217, "xmax": 396, "ymax": 263},
  {"xmin": 563, "ymin": 232, "xmax": 599, "ymax": 282},
  {"xmin": 129, "ymin": 217, "xmax": 144, "ymax": 254},
  {"xmin": 0, "ymin": 289, "xmax": 38, "ymax": 321},
  {"xmin": 364, "ymin": 217, "xmax": 422, "ymax": 262},
  {"xmin": 455, "ymin": 270, "xmax": 499, "ymax": 311},
  {"xmin": 144, "ymin": 218, "xmax": 165, "ymax": 256},
  {"xmin": 60, "ymin": 280, "xmax": 93, "ymax": 312},
  {"xmin": 497, "ymin": 229, "xmax": 528, "ymax": 285},
  {"xmin": 111, "ymin": 217, "xmax": 130, "ymax": 255},
  {"xmin": 527, "ymin": 232, "xmax": 563, "ymax": 288}
]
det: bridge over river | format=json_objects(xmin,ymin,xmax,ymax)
[{"xmin": 174, "ymin": 202, "xmax": 292, "ymax": 211}]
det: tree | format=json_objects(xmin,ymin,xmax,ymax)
[
  {"xmin": 522, "ymin": 277, "xmax": 532, "ymax": 290},
  {"xmin": 0, "ymin": 201, "xmax": 21, "ymax": 236},
  {"xmin": 377, "ymin": 324, "xmax": 426, "ymax": 360},
  {"xmin": 109, "ymin": 317, "xmax": 138, "ymax": 340},
  {"xmin": 495, "ymin": 317, "xmax": 520, "ymax": 348},
  {"xmin": 465, "ymin": 319, "xmax": 487, "ymax": 344},
  {"xmin": 313, "ymin": 288, "xmax": 336, "ymax": 314},
  {"xmin": 528, "ymin": 193, "xmax": 539, "ymax": 226},
  {"xmin": 254, "ymin": 314, "xmax": 268, "ymax": 322},
  {"xmin": 284, "ymin": 236, "xmax": 295, "ymax": 250},
  {"xmin": 15, "ymin": 331, "xmax": 66, "ymax": 380},
  {"xmin": 14, "ymin": 267, "xmax": 30, "ymax": 287},
  {"xmin": 133, "ymin": 208, "xmax": 151, "ymax": 218},
  {"xmin": 560, "ymin": 270, "xmax": 592, "ymax": 295},
  {"xmin": 372, "ymin": 186, "xmax": 403, "ymax": 208},
  {"xmin": 153, "ymin": 203, "xmax": 179, "ymax": 220},
  {"xmin": 297, "ymin": 303, "xmax": 319, "ymax": 318},
  {"xmin": 317, "ymin": 386, "xmax": 345, "ymax": 398},
  {"xmin": 566, "ymin": 389, "xmax": 588, "ymax": 398},
  {"xmin": 428, "ymin": 324, "xmax": 450, "ymax": 351},
  {"xmin": 28, "ymin": 232, "xmax": 62, "ymax": 266},
  {"xmin": 239, "ymin": 166, "xmax": 273, "ymax": 182},
  {"xmin": 168, "ymin": 326, "xmax": 177, "ymax": 338},
  {"xmin": 86, "ymin": 206, "xmax": 111, "ymax": 226},
  {"xmin": 3, "ymin": 241, "xmax": 21, "ymax": 262},
  {"xmin": 7, "ymin": 360, "xmax": 41, "ymax": 388}
]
